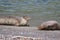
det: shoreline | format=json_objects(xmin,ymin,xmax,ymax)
[{"xmin": 0, "ymin": 25, "xmax": 60, "ymax": 40}]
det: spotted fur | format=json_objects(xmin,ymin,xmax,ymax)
[{"xmin": 0, "ymin": 16, "xmax": 31, "ymax": 26}]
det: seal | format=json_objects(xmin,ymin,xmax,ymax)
[
  {"xmin": 0, "ymin": 16, "xmax": 31, "ymax": 26},
  {"xmin": 19, "ymin": 16, "xmax": 31, "ymax": 26},
  {"xmin": 38, "ymin": 20, "xmax": 60, "ymax": 30}
]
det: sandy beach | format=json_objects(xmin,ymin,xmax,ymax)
[{"xmin": 0, "ymin": 25, "xmax": 60, "ymax": 40}]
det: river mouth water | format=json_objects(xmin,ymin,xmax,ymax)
[{"xmin": 0, "ymin": 0, "xmax": 60, "ymax": 26}]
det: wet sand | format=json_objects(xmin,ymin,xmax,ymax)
[{"xmin": 0, "ymin": 25, "xmax": 60, "ymax": 40}]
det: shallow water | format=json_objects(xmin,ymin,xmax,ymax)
[{"xmin": 0, "ymin": 0, "xmax": 60, "ymax": 26}]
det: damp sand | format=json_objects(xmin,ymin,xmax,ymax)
[{"xmin": 0, "ymin": 25, "xmax": 60, "ymax": 40}]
